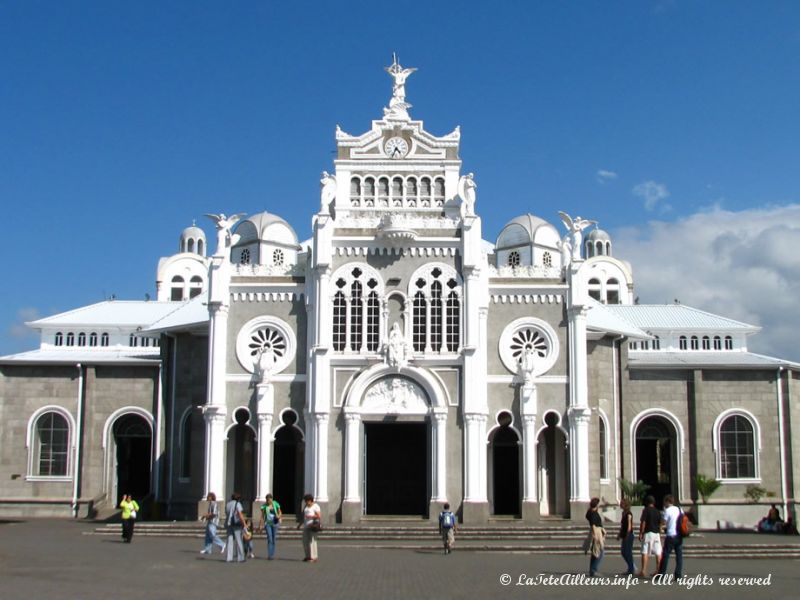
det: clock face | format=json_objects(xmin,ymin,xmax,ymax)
[{"xmin": 384, "ymin": 136, "xmax": 409, "ymax": 159}]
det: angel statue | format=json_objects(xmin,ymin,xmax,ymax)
[
  {"xmin": 558, "ymin": 211, "xmax": 597, "ymax": 262},
  {"xmin": 385, "ymin": 322, "xmax": 409, "ymax": 370},
  {"xmin": 205, "ymin": 213, "xmax": 246, "ymax": 258},
  {"xmin": 320, "ymin": 171, "xmax": 337, "ymax": 214},
  {"xmin": 384, "ymin": 53, "xmax": 417, "ymax": 119},
  {"xmin": 457, "ymin": 173, "xmax": 477, "ymax": 216}
]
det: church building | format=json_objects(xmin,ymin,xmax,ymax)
[{"xmin": 1, "ymin": 58, "xmax": 798, "ymax": 527}]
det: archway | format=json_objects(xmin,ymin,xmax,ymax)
[
  {"xmin": 635, "ymin": 416, "xmax": 677, "ymax": 508},
  {"xmin": 227, "ymin": 408, "xmax": 257, "ymax": 511},
  {"xmin": 113, "ymin": 413, "xmax": 152, "ymax": 506},
  {"xmin": 490, "ymin": 412, "xmax": 521, "ymax": 516},
  {"xmin": 537, "ymin": 412, "xmax": 569, "ymax": 516},
  {"xmin": 272, "ymin": 411, "xmax": 304, "ymax": 517}
]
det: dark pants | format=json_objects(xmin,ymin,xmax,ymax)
[
  {"xmin": 122, "ymin": 518, "xmax": 135, "ymax": 542},
  {"xmin": 620, "ymin": 532, "xmax": 635, "ymax": 574},
  {"xmin": 658, "ymin": 535, "xmax": 683, "ymax": 577},
  {"xmin": 589, "ymin": 549, "xmax": 604, "ymax": 576}
]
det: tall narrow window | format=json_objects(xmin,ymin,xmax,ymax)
[
  {"xmin": 171, "ymin": 275, "xmax": 185, "ymax": 301},
  {"xmin": 599, "ymin": 416, "xmax": 608, "ymax": 480},
  {"xmin": 713, "ymin": 336, "xmax": 722, "ymax": 350},
  {"xmin": 679, "ymin": 336, "xmax": 687, "ymax": 350},
  {"xmin": 89, "ymin": 332, "xmax": 98, "ymax": 347},
  {"xmin": 406, "ymin": 177, "xmax": 418, "ymax": 207},
  {"xmin": 430, "ymin": 280, "xmax": 443, "ymax": 351},
  {"xmin": 66, "ymin": 333, "xmax": 74, "ymax": 347},
  {"xmin": 366, "ymin": 292, "xmax": 380, "ymax": 352},
  {"xmin": 391, "ymin": 177, "xmax": 403, "ymax": 207},
  {"xmin": 77, "ymin": 332, "xmax": 86, "ymax": 346},
  {"xmin": 652, "ymin": 336, "xmax": 661, "ymax": 350},
  {"xmin": 364, "ymin": 177, "xmax": 375, "ymax": 207},
  {"xmin": 433, "ymin": 178, "xmax": 445, "ymax": 206},
  {"xmin": 413, "ymin": 292, "xmax": 427, "ymax": 352},
  {"xmin": 349, "ymin": 280, "xmax": 363, "ymax": 351},
  {"xmin": 272, "ymin": 249, "xmax": 284, "ymax": 266},
  {"xmin": 36, "ymin": 412, "xmax": 69, "ymax": 476},
  {"xmin": 702, "ymin": 336, "xmax": 711, "ymax": 350},
  {"xmin": 420, "ymin": 177, "xmax": 432, "ymax": 207},
  {"xmin": 180, "ymin": 411, "xmax": 192, "ymax": 480},
  {"xmin": 350, "ymin": 177, "xmax": 361, "ymax": 206},
  {"xmin": 445, "ymin": 292, "xmax": 460, "ymax": 352},
  {"xmin": 690, "ymin": 336, "xmax": 699, "ymax": 350},
  {"xmin": 724, "ymin": 336, "xmax": 733, "ymax": 350},
  {"xmin": 333, "ymin": 291, "xmax": 346, "ymax": 352},
  {"xmin": 101, "ymin": 333, "xmax": 109, "ymax": 347},
  {"xmin": 378, "ymin": 177, "xmax": 389, "ymax": 207},
  {"xmin": 189, "ymin": 276, "xmax": 203, "ymax": 298},
  {"xmin": 240, "ymin": 248, "xmax": 251, "ymax": 265},
  {"xmin": 55, "ymin": 332, "xmax": 63, "ymax": 346},
  {"xmin": 719, "ymin": 415, "xmax": 756, "ymax": 479}
]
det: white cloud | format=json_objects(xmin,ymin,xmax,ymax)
[
  {"xmin": 613, "ymin": 203, "xmax": 800, "ymax": 362},
  {"xmin": 596, "ymin": 169, "xmax": 618, "ymax": 184},
  {"xmin": 632, "ymin": 180, "xmax": 671, "ymax": 211},
  {"xmin": 9, "ymin": 307, "xmax": 40, "ymax": 339}
]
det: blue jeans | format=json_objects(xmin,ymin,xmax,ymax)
[
  {"xmin": 620, "ymin": 532, "xmax": 635, "ymax": 574},
  {"xmin": 265, "ymin": 523, "xmax": 279, "ymax": 558},
  {"xmin": 589, "ymin": 549, "xmax": 604, "ymax": 576},
  {"xmin": 204, "ymin": 522, "xmax": 225, "ymax": 552},
  {"xmin": 659, "ymin": 535, "xmax": 683, "ymax": 578}
]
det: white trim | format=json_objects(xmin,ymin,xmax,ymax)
[
  {"xmin": 344, "ymin": 363, "xmax": 447, "ymax": 412},
  {"xmin": 486, "ymin": 410, "xmax": 522, "ymax": 443},
  {"xmin": 101, "ymin": 407, "xmax": 154, "ymax": 449},
  {"xmin": 271, "ymin": 408, "xmax": 305, "ymax": 442},
  {"xmin": 498, "ymin": 317, "xmax": 560, "ymax": 376},
  {"xmin": 536, "ymin": 410, "xmax": 569, "ymax": 440},
  {"xmin": 234, "ymin": 315, "xmax": 296, "ymax": 375},
  {"xmin": 26, "ymin": 405, "xmax": 76, "ymax": 480},
  {"xmin": 177, "ymin": 405, "xmax": 194, "ymax": 481},
  {"xmin": 226, "ymin": 373, "xmax": 306, "ymax": 383},
  {"xmin": 629, "ymin": 408, "xmax": 685, "ymax": 502},
  {"xmin": 486, "ymin": 374, "xmax": 567, "ymax": 384},
  {"xmin": 597, "ymin": 407, "xmax": 611, "ymax": 483},
  {"xmin": 712, "ymin": 408, "xmax": 761, "ymax": 482}
]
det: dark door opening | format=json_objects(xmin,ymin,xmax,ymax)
[
  {"xmin": 114, "ymin": 414, "xmax": 152, "ymax": 505},
  {"xmin": 365, "ymin": 422, "xmax": 428, "ymax": 515},
  {"xmin": 492, "ymin": 424, "xmax": 521, "ymax": 515},
  {"xmin": 635, "ymin": 417, "xmax": 676, "ymax": 509},
  {"xmin": 273, "ymin": 419, "xmax": 304, "ymax": 517}
]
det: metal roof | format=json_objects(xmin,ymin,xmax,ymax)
[
  {"xmin": 0, "ymin": 348, "xmax": 160, "ymax": 366},
  {"xmin": 27, "ymin": 301, "xmax": 184, "ymax": 329},
  {"xmin": 145, "ymin": 293, "xmax": 210, "ymax": 333},
  {"xmin": 627, "ymin": 351, "xmax": 799, "ymax": 370},
  {"xmin": 602, "ymin": 304, "xmax": 760, "ymax": 332},
  {"xmin": 586, "ymin": 300, "xmax": 651, "ymax": 339}
]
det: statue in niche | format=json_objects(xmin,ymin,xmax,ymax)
[
  {"xmin": 320, "ymin": 171, "xmax": 336, "ymax": 214},
  {"xmin": 558, "ymin": 211, "xmax": 596, "ymax": 262},
  {"xmin": 385, "ymin": 322, "xmax": 409, "ymax": 370},
  {"xmin": 558, "ymin": 236, "xmax": 573, "ymax": 270},
  {"xmin": 457, "ymin": 173, "xmax": 477, "ymax": 216},
  {"xmin": 255, "ymin": 346, "xmax": 277, "ymax": 384},
  {"xmin": 205, "ymin": 213, "xmax": 246, "ymax": 259}
]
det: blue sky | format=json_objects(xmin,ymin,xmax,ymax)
[{"xmin": 2, "ymin": 1, "xmax": 799, "ymax": 360}]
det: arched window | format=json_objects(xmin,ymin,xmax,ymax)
[
  {"xmin": 55, "ymin": 332, "xmax": 63, "ymax": 346},
  {"xmin": 187, "ymin": 239, "xmax": 195, "ymax": 253},
  {"xmin": 413, "ymin": 291, "xmax": 426, "ymax": 352},
  {"xmin": 713, "ymin": 336, "xmax": 722, "ymax": 350},
  {"xmin": 349, "ymin": 279, "xmax": 363, "ymax": 351},
  {"xmin": 420, "ymin": 177, "xmax": 432, "ymax": 207},
  {"xmin": 719, "ymin": 414, "xmax": 757, "ymax": 479},
  {"xmin": 366, "ymin": 292, "xmax": 380, "ymax": 352},
  {"xmin": 690, "ymin": 336, "xmax": 699, "ymax": 350},
  {"xmin": 652, "ymin": 336, "xmax": 661, "ymax": 350},
  {"xmin": 89, "ymin": 332, "xmax": 98, "ymax": 347},
  {"xmin": 101, "ymin": 333, "xmax": 109, "ymax": 347},
  {"xmin": 273, "ymin": 249, "xmax": 284, "ymax": 266},
  {"xmin": 171, "ymin": 275, "xmax": 185, "ymax": 301},
  {"xmin": 702, "ymin": 336, "xmax": 711, "ymax": 350},
  {"xmin": 35, "ymin": 411, "xmax": 69, "ymax": 476},
  {"xmin": 641, "ymin": 340, "xmax": 650, "ymax": 351},
  {"xmin": 129, "ymin": 335, "xmax": 138, "ymax": 347},
  {"xmin": 66, "ymin": 333, "xmax": 74, "ymax": 347},
  {"xmin": 240, "ymin": 248, "xmax": 251, "ymax": 265},
  {"xmin": 333, "ymin": 291, "xmax": 346, "ymax": 352},
  {"xmin": 391, "ymin": 177, "xmax": 403, "ymax": 206},
  {"xmin": 507, "ymin": 251, "xmax": 521, "ymax": 267},
  {"xmin": 77, "ymin": 332, "xmax": 86, "ymax": 346},
  {"xmin": 679, "ymin": 335, "xmax": 687, "ymax": 350},
  {"xmin": 725, "ymin": 336, "xmax": 733, "ymax": 350},
  {"xmin": 179, "ymin": 410, "xmax": 193, "ymax": 480},
  {"xmin": 599, "ymin": 415, "xmax": 608, "ymax": 480},
  {"xmin": 364, "ymin": 177, "xmax": 375, "ymax": 207},
  {"xmin": 406, "ymin": 177, "xmax": 418, "ymax": 207},
  {"xmin": 433, "ymin": 177, "xmax": 445, "ymax": 206},
  {"xmin": 430, "ymin": 280, "xmax": 443, "ymax": 351},
  {"xmin": 350, "ymin": 177, "xmax": 361, "ymax": 206},
  {"xmin": 606, "ymin": 278, "xmax": 620, "ymax": 305},
  {"xmin": 445, "ymin": 292, "xmax": 460, "ymax": 352},
  {"xmin": 189, "ymin": 276, "xmax": 203, "ymax": 298},
  {"xmin": 378, "ymin": 177, "xmax": 389, "ymax": 207},
  {"xmin": 197, "ymin": 239, "xmax": 204, "ymax": 255},
  {"xmin": 542, "ymin": 251, "xmax": 553, "ymax": 268},
  {"xmin": 588, "ymin": 278, "xmax": 601, "ymax": 302}
]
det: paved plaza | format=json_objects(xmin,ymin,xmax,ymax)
[{"xmin": 1, "ymin": 519, "xmax": 799, "ymax": 600}]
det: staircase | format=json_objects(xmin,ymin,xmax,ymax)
[{"xmin": 85, "ymin": 522, "xmax": 800, "ymax": 558}]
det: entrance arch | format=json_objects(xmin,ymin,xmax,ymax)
[
  {"xmin": 489, "ymin": 412, "xmax": 521, "ymax": 516},
  {"xmin": 272, "ymin": 410, "xmax": 304, "ymax": 517},
  {"xmin": 537, "ymin": 412, "xmax": 569, "ymax": 516},
  {"xmin": 112, "ymin": 413, "xmax": 152, "ymax": 506},
  {"xmin": 226, "ymin": 408, "xmax": 257, "ymax": 511},
  {"xmin": 634, "ymin": 414, "xmax": 679, "ymax": 508}
]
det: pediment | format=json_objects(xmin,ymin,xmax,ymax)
[{"xmin": 337, "ymin": 120, "xmax": 460, "ymax": 162}]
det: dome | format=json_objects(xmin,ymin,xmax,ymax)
[
  {"xmin": 235, "ymin": 211, "xmax": 298, "ymax": 246},
  {"xmin": 586, "ymin": 228, "xmax": 610, "ymax": 242},
  {"xmin": 585, "ymin": 227, "xmax": 612, "ymax": 258},
  {"xmin": 496, "ymin": 214, "xmax": 560, "ymax": 250},
  {"xmin": 180, "ymin": 222, "xmax": 207, "ymax": 256}
]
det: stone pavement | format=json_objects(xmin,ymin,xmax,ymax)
[{"xmin": 1, "ymin": 519, "xmax": 799, "ymax": 600}]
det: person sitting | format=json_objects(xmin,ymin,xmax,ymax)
[{"xmin": 758, "ymin": 504, "xmax": 784, "ymax": 533}]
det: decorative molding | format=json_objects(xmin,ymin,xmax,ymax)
[
  {"xmin": 232, "ymin": 263, "xmax": 305, "ymax": 277},
  {"xmin": 336, "ymin": 213, "xmax": 461, "ymax": 230},
  {"xmin": 234, "ymin": 316, "xmax": 296, "ymax": 375},
  {"xmin": 488, "ymin": 264, "xmax": 562, "ymax": 279},
  {"xmin": 226, "ymin": 373, "xmax": 306, "ymax": 383},
  {"xmin": 491, "ymin": 294, "xmax": 563, "ymax": 304},
  {"xmin": 231, "ymin": 292, "xmax": 304, "ymax": 302},
  {"xmin": 361, "ymin": 376, "xmax": 429, "ymax": 415},
  {"xmin": 333, "ymin": 246, "xmax": 458, "ymax": 257},
  {"xmin": 486, "ymin": 374, "xmax": 567, "ymax": 384},
  {"xmin": 498, "ymin": 317, "xmax": 561, "ymax": 376}
]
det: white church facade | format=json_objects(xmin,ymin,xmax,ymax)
[{"xmin": 1, "ymin": 59, "xmax": 798, "ymax": 526}]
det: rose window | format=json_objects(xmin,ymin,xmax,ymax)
[
  {"xmin": 509, "ymin": 328, "xmax": 548, "ymax": 364},
  {"xmin": 499, "ymin": 317, "xmax": 560, "ymax": 376},
  {"xmin": 235, "ymin": 316, "xmax": 295, "ymax": 374},
  {"xmin": 247, "ymin": 327, "xmax": 286, "ymax": 359}
]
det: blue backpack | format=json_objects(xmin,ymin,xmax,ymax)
[{"xmin": 440, "ymin": 511, "xmax": 455, "ymax": 529}]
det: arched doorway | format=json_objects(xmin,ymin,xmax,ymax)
[
  {"xmin": 272, "ymin": 410, "xmax": 304, "ymax": 517},
  {"xmin": 538, "ymin": 412, "xmax": 569, "ymax": 516},
  {"xmin": 490, "ymin": 412, "xmax": 521, "ymax": 516},
  {"xmin": 227, "ymin": 408, "xmax": 257, "ymax": 511},
  {"xmin": 635, "ymin": 416, "xmax": 678, "ymax": 508},
  {"xmin": 113, "ymin": 413, "xmax": 152, "ymax": 506}
]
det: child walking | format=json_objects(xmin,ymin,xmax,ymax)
[{"xmin": 438, "ymin": 503, "xmax": 457, "ymax": 554}]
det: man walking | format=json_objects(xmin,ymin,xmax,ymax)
[
  {"xmin": 658, "ymin": 495, "xmax": 684, "ymax": 579},
  {"xmin": 637, "ymin": 495, "xmax": 661, "ymax": 577}
]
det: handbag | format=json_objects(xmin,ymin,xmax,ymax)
[
  {"xmin": 309, "ymin": 518, "xmax": 322, "ymax": 532},
  {"xmin": 130, "ymin": 510, "xmax": 137, "ymax": 520}
]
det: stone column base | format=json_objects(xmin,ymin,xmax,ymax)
[
  {"xmin": 521, "ymin": 501, "xmax": 540, "ymax": 523},
  {"xmin": 570, "ymin": 500, "xmax": 590, "ymax": 523},
  {"xmin": 460, "ymin": 501, "xmax": 490, "ymax": 524},
  {"xmin": 341, "ymin": 500, "xmax": 362, "ymax": 524}
]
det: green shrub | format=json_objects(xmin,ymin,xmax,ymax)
[
  {"xmin": 745, "ymin": 484, "xmax": 768, "ymax": 503},
  {"xmin": 619, "ymin": 478, "xmax": 650, "ymax": 505},
  {"xmin": 694, "ymin": 474, "xmax": 721, "ymax": 504}
]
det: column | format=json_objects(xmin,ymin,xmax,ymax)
[
  {"xmin": 569, "ymin": 407, "xmax": 592, "ymax": 502},
  {"xmin": 314, "ymin": 413, "xmax": 329, "ymax": 502},
  {"xmin": 202, "ymin": 404, "xmax": 227, "ymax": 497},
  {"xmin": 567, "ymin": 302, "xmax": 590, "ymax": 504},
  {"xmin": 343, "ymin": 413, "xmax": 361, "ymax": 502},
  {"xmin": 463, "ymin": 413, "xmax": 487, "ymax": 502},
  {"xmin": 432, "ymin": 410, "xmax": 448, "ymax": 502},
  {"xmin": 522, "ymin": 415, "xmax": 538, "ymax": 502}
]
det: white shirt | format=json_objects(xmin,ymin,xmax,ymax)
[
  {"xmin": 662, "ymin": 505, "xmax": 681, "ymax": 536},
  {"xmin": 303, "ymin": 502, "xmax": 321, "ymax": 527}
]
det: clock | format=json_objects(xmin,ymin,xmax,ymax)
[{"xmin": 384, "ymin": 136, "xmax": 409, "ymax": 159}]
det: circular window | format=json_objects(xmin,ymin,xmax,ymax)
[
  {"xmin": 498, "ymin": 317, "xmax": 559, "ymax": 376},
  {"xmin": 235, "ymin": 316, "xmax": 296, "ymax": 374},
  {"xmin": 273, "ymin": 249, "xmax": 284, "ymax": 266},
  {"xmin": 507, "ymin": 250, "xmax": 521, "ymax": 267}
]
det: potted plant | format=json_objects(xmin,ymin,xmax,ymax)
[
  {"xmin": 695, "ymin": 474, "xmax": 721, "ymax": 504},
  {"xmin": 619, "ymin": 478, "xmax": 650, "ymax": 506}
]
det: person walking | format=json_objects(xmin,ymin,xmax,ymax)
[
  {"xmin": 258, "ymin": 494, "xmax": 282, "ymax": 560},
  {"xmin": 658, "ymin": 495, "xmax": 684, "ymax": 579},
  {"xmin": 201, "ymin": 492, "xmax": 226, "ymax": 554},
  {"xmin": 438, "ymin": 502, "xmax": 457, "ymax": 554},
  {"xmin": 225, "ymin": 492, "xmax": 247, "ymax": 563},
  {"xmin": 298, "ymin": 494, "xmax": 321, "ymax": 562},
  {"xmin": 586, "ymin": 497, "xmax": 606, "ymax": 577},
  {"xmin": 617, "ymin": 498, "xmax": 636, "ymax": 575},
  {"xmin": 118, "ymin": 494, "xmax": 139, "ymax": 544},
  {"xmin": 638, "ymin": 495, "xmax": 662, "ymax": 577}
]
